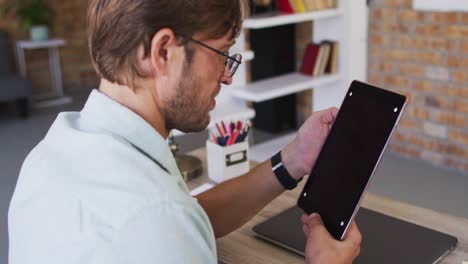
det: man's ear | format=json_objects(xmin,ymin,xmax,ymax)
[{"xmin": 149, "ymin": 28, "xmax": 182, "ymax": 77}]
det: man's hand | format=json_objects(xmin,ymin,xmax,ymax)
[
  {"xmin": 282, "ymin": 107, "xmax": 339, "ymax": 179},
  {"xmin": 302, "ymin": 213, "xmax": 362, "ymax": 264}
]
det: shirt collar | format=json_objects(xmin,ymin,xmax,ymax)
[{"xmin": 80, "ymin": 89, "xmax": 181, "ymax": 176}]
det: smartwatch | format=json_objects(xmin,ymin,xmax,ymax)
[{"xmin": 271, "ymin": 151, "xmax": 303, "ymax": 190}]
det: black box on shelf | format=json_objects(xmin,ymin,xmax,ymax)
[
  {"xmin": 250, "ymin": 0, "xmax": 277, "ymax": 14},
  {"xmin": 250, "ymin": 24, "xmax": 297, "ymax": 133}
]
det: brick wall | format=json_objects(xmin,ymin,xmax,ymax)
[
  {"xmin": 0, "ymin": 0, "xmax": 98, "ymax": 95},
  {"xmin": 368, "ymin": 0, "xmax": 468, "ymax": 173}
]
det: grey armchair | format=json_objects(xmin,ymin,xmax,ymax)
[{"xmin": 0, "ymin": 31, "xmax": 32, "ymax": 117}]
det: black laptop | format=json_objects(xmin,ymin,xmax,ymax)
[{"xmin": 253, "ymin": 206, "xmax": 458, "ymax": 264}]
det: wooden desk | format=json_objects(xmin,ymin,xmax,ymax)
[{"xmin": 187, "ymin": 148, "xmax": 468, "ymax": 264}]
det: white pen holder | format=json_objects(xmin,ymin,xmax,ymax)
[{"xmin": 206, "ymin": 140, "xmax": 250, "ymax": 183}]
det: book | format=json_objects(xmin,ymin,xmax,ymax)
[
  {"xmin": 315, "ymin": 44, "xmax": 327, "ymax": 76},
  {"xmin": 323, "ymin": 41, "xmax": 334, "ymax": 74},
  {"xmin": 288, "ymin": 0, "xmax": 298, "ymax": 12},
  {"xmin": 321, "ymin": 40, "xmax": 335, "ymax": 73},
  {"xmin": 313, "ymin": 45, "xmax": 324, "ymax": 76},
  {"xmin": 277, "ymin": 0, "xmax": 295, "ymax": 13},
  {"xmin": 319, "ymin": 42, "xmax": 331, "ymax": 75},
  {"xmin": 300, "ymin": 41, "xmax": 339, "ymax": 76},
  {"xmin": 300, "ymin": 43, "xmax": 321, "ymax": 75},
  {"xmin": 316, "ymin": 0, "xmax": 327, "ymax": 9},
  {"xmin": 303, "ymin": 0, "xmax": 317, "ymax": 11},
  {"xmin": 330, "ymin": 42, "xmax": 339, "ymax": 73},
  {"xmin": 321, "ymin": 41, "xmax": 339, "ymax": 74},
  {"xmin": 294, "ymin": 0, "xmax": 307, "ymax": 13}
]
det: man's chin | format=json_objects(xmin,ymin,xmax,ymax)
[{"xmin": 177, "ymin": 116, "xmax": 210, "ymax": 133}]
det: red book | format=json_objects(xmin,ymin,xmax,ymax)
[
  {"xmin": 277, "ymin": 0, "xmax": 295, "ymax": 14},
  {"xmin": 300, "ymin": 43, "xmax": 321, "ymax": 75}
]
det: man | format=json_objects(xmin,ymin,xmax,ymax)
[{"xmin": 9, "ymin": 0, "xmax": 361, "ymax": 263}]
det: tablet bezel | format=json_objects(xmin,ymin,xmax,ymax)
[{"xmin": 297, "ymin": 80, "xmax": 407, "ymax": 240}]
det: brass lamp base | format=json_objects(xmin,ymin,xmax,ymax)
[
  {"xmin": 168, "ymin": 131, "xmax": 203, "ymax": 182},
  {"xmin": 175, "ymin": 154, "xmax": 203, "ymax": 182}
]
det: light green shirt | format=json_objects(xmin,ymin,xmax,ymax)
[{"xmin": 9, "ymin": 90, "xmax": 217, "ymax": 264}]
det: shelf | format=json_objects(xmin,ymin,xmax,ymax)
[
  {"xmin": 239, "ymin": 50, "xmax": 254, "ymax": 62},
  {"xmin": 228, "ymin": 72, "xmax": 340, "ymax": 103},
  {"xmin": 243, "ymin": 9, "xmax": 343, "ymax": 29},
  {"xmin": 209, "ymin": 100, "xmax": 255, "ymax": 124},
  {"xmin": 250, "ymin": 132, "xmax": 297, "ymax": 162},
  {"xmin": 17, "ymin": 39, "xmax": 65, "ymax": 49}
]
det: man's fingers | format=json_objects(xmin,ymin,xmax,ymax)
[
  {"xmin": 347, "ymin": 221, "xmax": 362, "ymax": 259},
  {"xmin": 304, "ymin": 213, "xmax": 337, "ymax": 248},
  {"xmin": 302, "ymin": 224, "xmax": 310, "ymax": 238},
  {"xmin": 317, "ymin": 107, "xmax": 339, "ymax": 124},
  {"xmin": 344, "ymin": 221, "xmax": 362, "ymax": 247},
  {"xmin": 329, "ymin": 107, "xmax": 338, "ymax": 119},
  {"xmin": 305, "ymin": 213, "xmax": 329, "ymax": 236},
  {"xmin": 301, "ymin": 214, "xmax": 309, "ymax": 224}
]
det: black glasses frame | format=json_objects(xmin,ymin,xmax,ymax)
[{"xmin": 189, "ymin": 38, "xmax": 242, "ymax": 78}]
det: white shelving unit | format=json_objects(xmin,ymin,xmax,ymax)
[
  {"xmin": 226, "ymin": 5, "xmax": 349, "ymax": 113},
  {"xmin": 228, "ymin": 72, "xmax": 340, "ymax": 103},
  {"xmin": 227, "ymin": 1, "xmax": 368, "ymax": 115},
  {"xmin": 239, "ymin": 50, "xmax": 254, "ymax": 61},
  {"xmin": 243, "ymin": 9, "xmax": 343, "ymax": 29}
]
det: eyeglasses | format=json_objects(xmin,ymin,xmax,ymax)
[{"xmin": 189, "ymin": 38, "xmax": 242, "ymax": 78}]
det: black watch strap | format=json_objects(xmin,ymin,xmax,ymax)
[{"xmin": 271, "ymin": 151, "xmax": 302, "ymax": 190}]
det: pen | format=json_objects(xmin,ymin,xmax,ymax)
[
  {"xmin": 236, "ymin": 120, "xmax": 243, "ymax": 131},
  {"xmin": 231, "ymin": 131, "xmax": 240, "ymax": 145},
  {"xmin": 212, "ymin": 120, "xmax": 251, "ymax": 146},
  {"xmin": 216, "ymin": 123, "xmax": 225, "ymax": 137},
  {"xmin": 227, "ymin": 121, "xmax": 232, "ymax": 136},
  {"xmin": 230, "ymin": 122, "xmax": 235, "ymax": 134},
  {"xmin": 211, "ymin": 132, "xmax": 218, "ymax": 144},
  {"xmin": 221, "ymin": 121, "xmax": 228, "ymax": 136},
  {"xmin": 217, "ymin": 135, "xmax": 229, "ymax": 146}
]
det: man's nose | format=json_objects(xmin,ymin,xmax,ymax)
[{"xmin": 220, "ymin": 74, "xmax": 233, "ymax": 85}]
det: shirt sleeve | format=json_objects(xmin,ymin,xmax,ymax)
[{"xmin": 93, "ymin": 202, "xmax": 217, "ymax": 264}]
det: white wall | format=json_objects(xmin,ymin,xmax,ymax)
[{"xmin": 413, "ymin": 0, "xmax": 468, "ymax": 12}]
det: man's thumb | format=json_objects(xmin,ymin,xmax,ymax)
[
  {"xmin": 307, "ymin": 213, "xmax": 324, "ymax": 228},
  {"xmin": 306, "ymin": 213, "xmax": 333, "ymax": 239}
]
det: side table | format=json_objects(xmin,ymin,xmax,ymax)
[{"xmin": 15, "ymin": 39, "xmax": 72, "ymax": 108}]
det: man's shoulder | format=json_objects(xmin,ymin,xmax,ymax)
[
  {"xmin": 26, "ymin": 110, "xmax": 158, "ymax": 173},
  {"xmin": 15, "ymin": 110, "xmax": 190, "ymax": 225},
  {"xmin": 20, "ymin": 128, "xmax": 184, "ymax": 201}
]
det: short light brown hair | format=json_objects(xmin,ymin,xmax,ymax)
[{"xmin": 87, "ymin": 0, "xmax": 248, "ymax": 87}]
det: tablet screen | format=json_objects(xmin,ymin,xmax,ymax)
[{"xmin": 297, "ymin": 80, "xmax": 407, "ymax": 240}]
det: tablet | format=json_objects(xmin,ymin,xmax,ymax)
[{"xmin": 297, "ymin": 80, "xmax": 407, "ymax": 240}]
